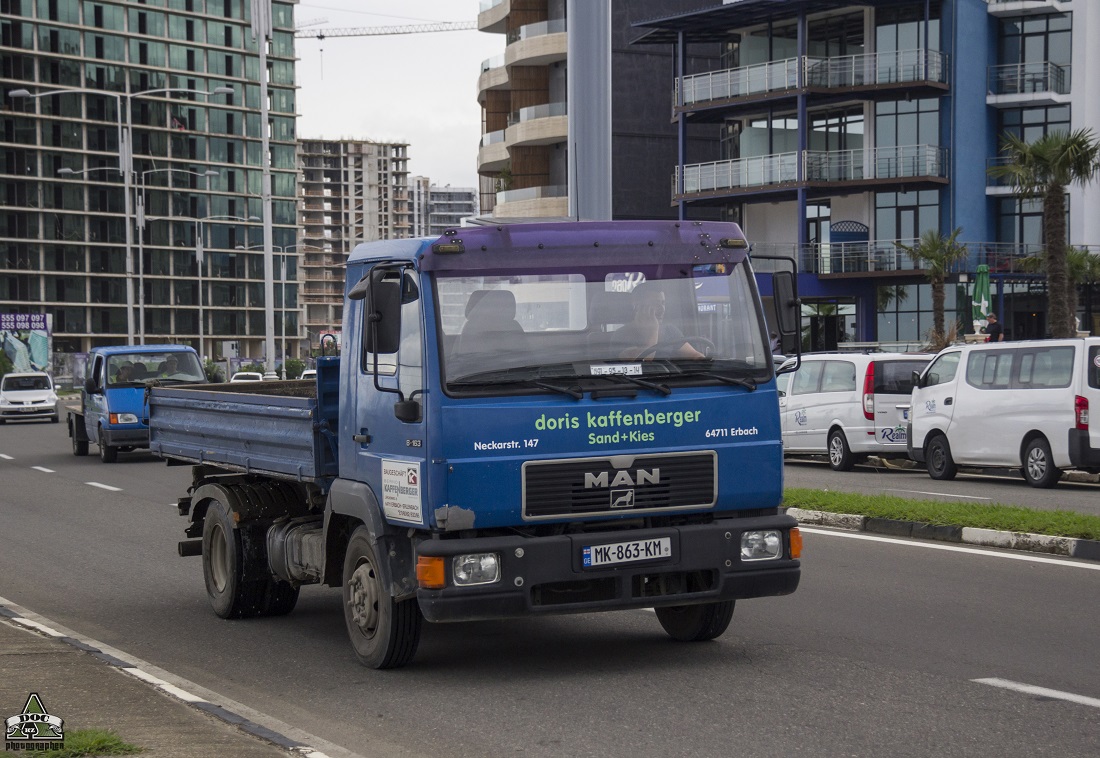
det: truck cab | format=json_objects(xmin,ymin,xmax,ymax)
[{"xmin": 71, "ymin": 345, "xmax": 206, "ymax": 462}]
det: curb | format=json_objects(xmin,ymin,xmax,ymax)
[{"xmin": 786, "ymin": 507, "xmax": 1100, "ymax": 561}]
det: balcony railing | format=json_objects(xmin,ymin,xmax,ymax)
[
  {"xmin": 676, "ymin": 145, "xmax": 947, "ymax": 195},
  {"xmin": 497, "ymin": 184, "xmax": 567, "ymax": 204},
  {"xmin": 804, "ymin": 49, "xmax": 947, "ymax": 88},
  {"xmin": 479, "ymin": 0, "xmax": 505, "ymax": 12},
  {"xmin": 481, "ymin": 129, "xmax": 506, "ymax": 147},
  {"xmin": 678, "ymin": 49, "xmax": 947, "ymax": 107},
  {"xmin": 480, "ymin": 54, "xmax": 505, "ymax": 73},
  {"xmin": 506, "ymin": 18, "xmax": 566, "ymax": 44},
  {"xmin": 508, "ymin": 101, "xmax": 567, "ymax": 126},
  {"xmin": 988, "ymin": 61, "xmax": 1069, "ymax": 95}
]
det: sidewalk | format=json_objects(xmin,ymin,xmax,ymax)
[{"xmin": 1, "ymin": 613, "xmax": 298, "ymax": 757}]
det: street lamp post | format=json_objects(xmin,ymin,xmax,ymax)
[
  {"xmin": 9, "ymin": 85, "xmax": 233, "ymax": 346},
  {"xmin": 237, "ymin": 243, "xmax": 316, "ymax": 378}
]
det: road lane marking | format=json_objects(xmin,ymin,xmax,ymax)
[
  {"xmin": 799, "ymin": 527, "xmax": 1100, "ymax": 571},
  {"xmin": 86, "ymin": 482, "xmax": 122, "ymax": 492},
  {"xmin": 0, "ymin": 454, "xmax": 13, "ymax": 460},
  {"xmin": 883, "ymin": 488, "xmax": 991, "ymax": 501},
  {"xmin": 973, "ymin": 678, "xmax": 1100, "ymax": 710},
  {"xmin": 31, "ymin": 466, "xmax": 55, "ymax": 473}
]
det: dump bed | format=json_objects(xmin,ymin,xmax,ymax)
[{"xmin": 148, "ymin": 361, "xmax": 340, "ymax": 483}]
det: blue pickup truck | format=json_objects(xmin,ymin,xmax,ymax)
[
  {"xmin": 149, "ymin": 220, "xmax": 803, "ymax": 668},
  {"xmin": 69, "ymin": 344, "xmax": 206, "ymax": 462}
]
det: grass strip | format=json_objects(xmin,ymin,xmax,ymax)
[
  {"xmin": 784, "ymin": 487, "xmax": 1100, "ymax": 541},
  {"xmin": 49, "ymin": 729, "xmax": 141, "ymax": 757}
]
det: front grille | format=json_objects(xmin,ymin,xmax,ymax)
[{"xmin": 522, "ymin": 451, "xmax": 716, "ymax": 520}]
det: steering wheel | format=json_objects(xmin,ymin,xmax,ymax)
[{"xmin": 636, "ymin": 336, "xmax": 715, "ymax": 360}]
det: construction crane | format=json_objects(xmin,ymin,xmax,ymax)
[{"xmin": 294, "ymin": 21, "xmax": 477, "ymax": 41}]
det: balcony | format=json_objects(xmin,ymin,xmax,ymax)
[
  {"xmin": 478, "ymin": 129, "xmax": 509, "ymax": 173},
  {"xmin": 505, "ymin": 19, "xmax": 566, "ymax": 67},
  {"xmin": 677, "ymin": 50, "xmax": 948, "ymax": 119},
  {"xmin": 674, "ymin": 145, "xmax": 948, "ymax": 202},
  {"xmin": 493, "ymin": 184, "xmax": 568, "ymax": 218},
  {"xmin": 506, "ymin": 101, "xmax": 567, "ymax": 147},
  {"xmin": 477, "ymin": 0, "xmax": 509, "ymax": 34},
  {"xmin": 985, "ymin": 0, "xmax": 1072, "ymax": 17},
  {"xmin": 478, "ymin": 54, "xmax": 509, "ymax": 100},
  {"xmin": 987, "ymin": 62, "xmax": 1070, "ymax": 107}
]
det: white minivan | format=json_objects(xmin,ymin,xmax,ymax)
[
  {"xmin": 777, "ymin": 352, "xmax": 933, "ymax": 470},
  {"xmin": 909, "ymin": 337, "xmax": 1100, "ymax": 487}
]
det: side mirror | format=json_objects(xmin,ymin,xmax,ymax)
[
  {"xmin": 772, "ymin": 271, "xmax": 800, "ymax": 337},
  {"xmin": 394, "ymin": 398, "xmax": 422, "ymax": 423},
  {"xmin": 912, "ymin": 370, "xmax": 923, "ymax": 389},
  {"xmin": 365, "ymin": 268, "xmax": 402, "ymax": 355}
]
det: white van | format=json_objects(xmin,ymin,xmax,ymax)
[
  {"xmin": 909, "ymin": 337, "xmax": 1100, "ymax": 487},
  {"xmin": 777, "ymin": 352, "xmax": 933, "ymax": 470}
]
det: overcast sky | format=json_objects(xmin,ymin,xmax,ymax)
[{"xmin": 293, "ymin": 1, "xmax": 500, "ymax": 190}]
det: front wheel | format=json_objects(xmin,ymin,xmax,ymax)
[
  {"xmin": 342, "ymin": 527, "xmax": 421, "ymax": 669},
  {"xmin": 1022, "ymin": 437, "xmax": 1062, "ymax": 488},
  {"xmin": 926, "ymin": 435, "xmax": 957, "ymax": 480},
  {"xmin": 655, "ymin": 600, "xmax": 735, "ymax": 642},
  {"xmin": 98, "ymin": 431, "xmax": 117, "ymax": 463},
  {"xmin": 828, "ymin": 429, "xmax": 856, "ymax": 471}
]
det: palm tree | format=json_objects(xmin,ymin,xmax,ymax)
[
  {"xmin": 988, "ymin": 129, "xmax": 1100, "ymax": 337},
  {"xmin": 1017, "ymin": 245, "xmax": 1100, "ymax": 335},
  {"xmin": 897, "ymin": 228, "xmax": 968, "ymax": 350}
]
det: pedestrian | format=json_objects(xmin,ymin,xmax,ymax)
[
  {"xmin": 769, "ymin": 332, "xmax": 780, "ymax": 353},
  {"xmin": 985, "ymin": 312, "xmax": 1004, "ymax": 342}
]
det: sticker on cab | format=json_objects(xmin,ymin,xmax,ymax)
[{"xmin": 382, "ymin": 460, "xmax": 423, "ymax": 524}]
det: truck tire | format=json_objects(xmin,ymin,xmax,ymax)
[
  {"xmin": 655, "ymin": 600, "xmax": 735, "ymax": 642},
  {"xmin": 202, "ymin": 499, "xmax": 268, "ymax": 619},
  {"xmin": 72, "ymin": 432, "xmax": 88, "ymax": 456},
  {"xmin": 261, "ymin": 579, "xmax": 300, "ymax": 616},
  {"xmin": 342, "ymin": 527, "xmax": 422, "ymax": 669},
  {"xmin": 98, "ymin": 428, "xmax": 118, "ymax": 463},
  {"xmin": 1022, "ymin": 437, "xmax": 1062, "ymax": 488}
]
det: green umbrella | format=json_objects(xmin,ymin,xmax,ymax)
[{"xmin": 971, "ymin": 263, "xmax": 991, "ymax": 331}]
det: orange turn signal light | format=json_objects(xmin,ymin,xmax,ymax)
[
  {"xmin": 789, "ymin": 528, "xmax": 803, "ymax": 559},
  {"xmin": 109, "ymin": 413, "xmax": 118, "ymax": 424},
  {"xmin": 416, "ymin": 556, "xmax": 446, "ymax": 589}
]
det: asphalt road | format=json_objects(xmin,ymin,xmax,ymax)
[
  {"xmin": 2, "ymin": 420, "xmax": 1098, "ymax": 758},
  {"xmin": 783, "ymin": 456, "xmax": 1100, "ymax": 518}
]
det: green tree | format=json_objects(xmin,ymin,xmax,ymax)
[
  {"xmin": 283, "ymin": 357, "xmax": 306, "ymax": 379},
  {"xmin": 897, "ymin": 228, "xmax": 969, "ymax": 350},
  {"xmin": 988, "ymin": 129, "xmax": 1100, "ymax": 337}
]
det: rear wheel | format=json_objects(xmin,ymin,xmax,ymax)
[
  {"xmin": 827, "ymin": 430, "xmax": 856, "ymax": 471},
  {"xmin": 926, "ymin": 435, "xmax": 957, "ymax": 481},
  {"xmin": 1022, "ymin": 437, "xmax": 1062, "ymax": 488},
  {"xmin": 342, "ymin": 527, "xmax": 421, "ymax": 669},
  {"xmin": 655, "ymin": 600, "xmax": 735, "ymax": 642},
  {"xmin": 202, "ymin": 499, "xmax": 271, "ymax": 618},
  {"xmin": 72, "ymin": 432, "xmax": 88, "ymax": 456}
]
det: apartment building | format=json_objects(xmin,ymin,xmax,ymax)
[
  {"xmin": 410, "ymin": 177, "xmax": 478, "ymax": 237},
  {"xmin": 297, "ymin": 138, "xmax": 411, "ymax": 349},
  {"xmin": 0, "ymin": 0, "xmax": 300, "ymax": 360},
  {"xmin": 633, "ymin": 0, "xmax": 1100, "ymax": 345}
]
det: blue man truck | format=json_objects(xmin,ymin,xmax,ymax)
[
  {"xmin": 149, "ymin": 221, "xmax": 802, "ymax": 668},
  {"xmin": 69, "ymin": 344, "xmax": 206, "ymax": 462}
]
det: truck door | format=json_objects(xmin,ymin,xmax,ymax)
[
  {"xmin": 84, "ymin": 354, "xmax": 108, "ymax": 443},
  {"xmin": 351, "ymin": 268, "xmax": 429, "ymax": 528}
]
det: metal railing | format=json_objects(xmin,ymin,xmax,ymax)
[
  {"xmin": 680, "ymin": 57, "xmax": 800, "ymax": 105},
  {"xmin": 988, "ymin": 61, "xmax": 1069, "ymax": 96},
  {"xmin": 677, "ymin": 152, "xmax": 799, "ymax": 194}
]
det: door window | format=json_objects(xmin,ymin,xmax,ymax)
[
  {"xmin": 923, "ymin": 352, "xmax": 960, "ymax": 387},
  {"xmin": 791, "ymin": 362, "xmax": 825, "ymax": 395},
  {"xmin": 966, "ymin": 350, "xmax": 1014, "ymax": 390}
]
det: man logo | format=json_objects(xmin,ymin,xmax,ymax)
[{"xmin": 583, "ymin": 468, "xmax": 660, "ymax": 489}]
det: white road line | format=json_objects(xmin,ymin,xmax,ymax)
[
  {"xmin": 0, "ymin": 454, "xmax": 13, "ymax": 460},
  {"xmin": 973, "ymin": 678, "xmax": 1100, "ymax": 710},
  {"xmin": 86, "ymin": 482, "xmax": 122, "ymax": 492},
  {"xmin": 799, "ymin": 527, "xmax": 1100, "ymax": 570},
  {"xmin": 31, "ymin": 466, "xmax": 55, "ymax": 473},
  {"xmin": 883, "ymin": 488, "xmax": 991, "ymax": 501}
]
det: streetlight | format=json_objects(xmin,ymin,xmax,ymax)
[
  {"xmin": 135, "ymin": 168, "xmax": 220, "ymax": 344},
  {"xmin": 9, "ymin": 84, "xmax": 234, "ymax": 346},
  {"xmin": 236, "ymin": 243, "xmax": 317, "ymax": 378}
]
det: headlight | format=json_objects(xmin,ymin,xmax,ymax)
[
  {"xmin": 741, "ymin": 530, "xmax": 783, "ymax": 561},
  {"xmin": 452, "ymin": 553, "xmax": 500, "ymax": 586},
  {"xmin": 110, "ymin": 413, "xmax": 140, "ymax": 424},
  {"xmin": 47, "ymin": 393, "xmax": 58, "ymax": 403}
]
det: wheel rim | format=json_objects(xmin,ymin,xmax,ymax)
[
  {"xmin": 829, "ymin": 436, "xmax": 843, "ymax": 466},
  {"xmin": 930, "ymin": 444, "xmax": 944, "ymax": 473},
  {"xmin": 347, "ymin": 559, "xmax": 380, "ymax": 639},
  {"xmin": 209, "ymin": 522, "xmax": 229, "ymax": 593},
  {"xmin": 1026, "ymin": 446, "xmax": 1047, "ymax": 481}
]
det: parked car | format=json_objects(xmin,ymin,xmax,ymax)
[
  {"xmin": 909, "ymin": 337, "xmax": 1100, "ymax": 487},
  {"xmin": 0, "ymin": 371, "xmax": 59, "ymax": 424},
  {"xmin": 229, "ymin": 372, "xmax": 264, "ymax": 383},
  {"xmin": 777, "ymin": 351, "xmax": 933, "ymax": 470},
  {"xmin": 300, "ymin": 369, "xmax": 317, "ymax": 380}
]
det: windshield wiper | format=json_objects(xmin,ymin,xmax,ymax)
[
  {"xmin": 679, "ymin": 370, "xmax": 758, "ymax": 391},
  {"xmin": 595, "ymin": 374, "xmax": 671, "ymax": 396},
  {"xmin": 449, "ymin": 376, "xmax": 583, "ymax": 400}
]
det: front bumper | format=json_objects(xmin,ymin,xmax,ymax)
[
  {"xmin": 101, "ymin": 426, "xmax": 150, "ymax": 447},
  {"xmin": 0, "ymin": 404, "xmax": 58, "ymax": 420},
  {"xmin": 416, "ymin": 514, "xmax": 800, "ymax": 623}
]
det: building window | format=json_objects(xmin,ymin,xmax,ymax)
[
  {"xmin": 998, "ymin": 105, "xmax": 1070, "ymax": 143},
  {"xmin": 875, "ymin": 98, "xmax": 939, "ymax": 148},
  {"xmin": 875, "ymin": 189, "xmax": 939, "ymax": 242},
  {"xmin": 1000, "ymin": 14, "xmax": 1072, "ymax": 69}
]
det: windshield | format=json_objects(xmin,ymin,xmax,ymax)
[
  {"xmin": 2, "ymin": 374, "xmax": 52, "ymax": 391},
  {"xmin": 108, "ymin": 352, "xmax": 205, "ymax": 385},
  {"xmin": 436, "ymin": 261, "xmax": 770, "ymax": 395}
]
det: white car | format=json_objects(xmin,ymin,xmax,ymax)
[
  {"xmin": 229, "ymin": 371, "xmax": 264, "ymax": 383},
  {"xmin": 0, "ymin": 371, "xmax": 60, "ymax": 424},
  {"xmin": 300, "ymin": 369, "xmax": 317, "ymax": 380}
]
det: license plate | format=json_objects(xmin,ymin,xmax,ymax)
[{"xmin": 582, "ymin": 537, "xmax": 672, "ymax": 568}]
